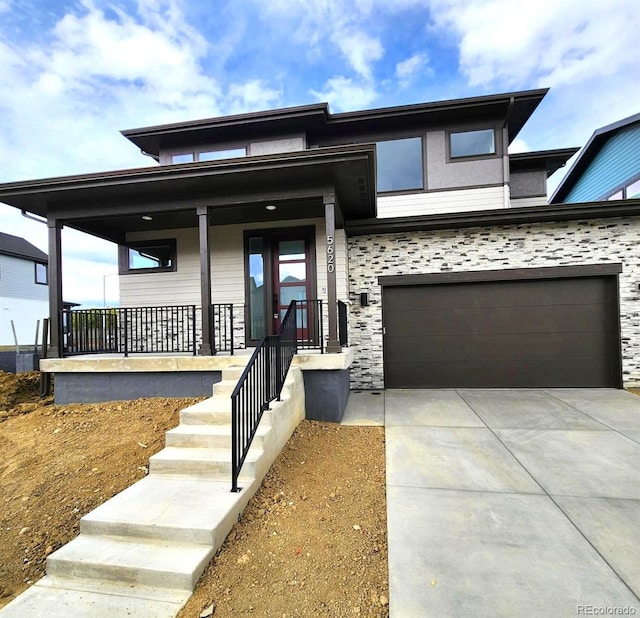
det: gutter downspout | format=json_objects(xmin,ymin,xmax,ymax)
[{"xmin": 502, "ymin": 97, "xmax": 515, "ymax": 209}]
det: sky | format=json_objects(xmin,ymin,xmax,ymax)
[{"xmin": 0, "ymin": 0, "xmax": 639, "ymax": 306}]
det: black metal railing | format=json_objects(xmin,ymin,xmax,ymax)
[
  {"xmin": 211, "ymin": 304, "xmax": 235, "ymax": 354},
  {"xmin": 62, "ymin": 305, "xmax": 198, "ymax": 356},
  {"xmin": 338, "ymin": 300, "xmax": 348, "ymax": 347},
  {"xmin": 296, "ymin": 299, "xmax": 323, "ymax": 351},
  {"xmin": 230, "ymin": 300, "xmax": 298, "ymax": 492}
]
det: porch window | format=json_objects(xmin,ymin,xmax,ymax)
[
  {"xmin": 449, "ymin": 128, "xmax": 496, "ymax": 158},
  {"xmin": 119, "ymin": 239, "xmax": 177, "ymax": 274},
  {"xmin": 376, "ymin": 137, "xmax": 423, "ymax": 193}
]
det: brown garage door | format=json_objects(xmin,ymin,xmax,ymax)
[{"xmin": 382, "ymin": 275, "xmax": 621, "ymax": 388}]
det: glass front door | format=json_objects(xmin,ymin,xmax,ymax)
[{"xmin": 245, "ymin": 229, "xmax": 314, "ymax": 344}]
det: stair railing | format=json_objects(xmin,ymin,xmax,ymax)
[{"xmin": 230, "ymin": 300, "xmax": 298, "ymax": 492}]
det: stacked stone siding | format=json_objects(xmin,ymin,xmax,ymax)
[{"xmin": 347, "ymin": 216, "xmax": 640, "ymax": 389}]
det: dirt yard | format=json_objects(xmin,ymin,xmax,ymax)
[{"xmin": 0, "ymin": 371, "xmax": 389, "ymax": 616}]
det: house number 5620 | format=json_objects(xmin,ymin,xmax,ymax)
[{"xmin": 327, "ymin": 235, "xmax": 335, "ymax": 273}]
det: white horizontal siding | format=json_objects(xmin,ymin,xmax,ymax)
[
  {"xmin": 120, "ymin": 217, "xmax": 348, "ymax": 308},
  {"xmin": 0, "ymin": 255, "xmax": 48, "ymax": 301},
  {"xmin": 0, "ymin": 297, "xmax": 49, "ymax": 346},
  {"xmin": 511, "ymin": 196, "xmax": 548, "ymax": 208},
  {"xmin": 120, "ymin": 229, "xmax": 200, "ymax": 307},
  {"xmin": 377, "ymin": 186, "xmax": 506, "ymax": 218}
]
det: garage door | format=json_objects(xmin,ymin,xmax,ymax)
[{"xmin": 382, "ymin": 275, "xmax": 621, "ymax": 388}]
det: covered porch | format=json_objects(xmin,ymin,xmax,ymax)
[{"xmin": 0, "ymin": 145, "xmax": 375, "ymax": 361}]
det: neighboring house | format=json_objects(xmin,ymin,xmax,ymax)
[
  {"xmin": 0, "ymin": 231, "xmax": 48, "ymax": 347},
  {"xmin": 1, "ymin": 87, "xmax": 640, "ymax": 406},
  {"xmin": 550, "ymin": 112, "xmax": 640, "ymax": 203}
]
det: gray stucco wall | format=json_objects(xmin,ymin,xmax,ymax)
[
  {"xmin": 425, "ymin": 128, "xmax": 503, "ymax": 190},
  {"xmin": 302, "ymin": 369, "xmax": 350, "ymax": 423},
  {"xmin": 510, "ymin": 170, "xmax": 547, "ymax": 198},
  {"xmin": 347, "ymin": 216, "xmax": 640, "ymax": 389},
  {"xmin": 54, "ymin": 371, "xmax": 222, "ymax": 404}
]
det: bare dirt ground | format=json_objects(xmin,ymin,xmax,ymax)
[{"xmin": 0, "ymin": 371, "xmax": 389, "ymax": 616}]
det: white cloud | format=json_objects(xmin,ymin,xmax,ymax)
[
  {"xmin": 428, "ymin": 0, "xmax": 639, "ymax": 89},
  {"xmin": 0, "ymin": 1, "xmax": 285, "ymax": 306},
  {"xmin": 395, "ymin": 52, "xmax": 433, "ymax": 87},
  {"xmin": 310, "ymin": 76, "xmax": 378, "ymax": 112},
  {"xmin": 227, "ymin": 80, "xmax": 282, "ymax": 114},
  {"xmin": 508, "ymin": 138, "xmax": 530, "ymax": 154},
  {"xmin": 333, "ymin": 30, "xmax": 383, "ymax": 81}
]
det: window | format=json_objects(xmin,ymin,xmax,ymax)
[
  {"xmin": 119, "ymin": 239, "xmax": 176, "ymax": 274},
  {"xmin": 376, "ymin": 137, "xmax": 423, "ymax": 193},
  {"xmin": 449, "ymin": 129, "xmax": 496, "ymax": 158},
  {"xmin": 171, "ymin": 153, "xmax": 195, "ymax": 164},
  {"xmin": 605, "ymin": 177, "xmax": 640, "ymax": 201},
  {"xmin": 170, "ymin": 148, "xmax": 246, "ymax": 164},
  {"xmin": 35, "ymin": 262, "xmax": 48, "ymax": 285},
  {"xmin": 625, "ymin": 178, "xmax": 640, "ymax": 199},
  {"xmin": 199, "ymin": 148, "xmax": 246, "ymax": 161}
]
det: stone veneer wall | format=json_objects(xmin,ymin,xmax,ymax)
[{"xmin": 348, "ymin": 216, "xmax": 640, "ymax": 389}]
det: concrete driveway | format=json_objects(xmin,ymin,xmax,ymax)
[{"xmin": 382, "ymin": 389, "xmax": 640, "ymax": 617}]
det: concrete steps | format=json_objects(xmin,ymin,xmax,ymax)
[
  {"xmin": 46, "ymin": 534, "xmax": 214, "ymax": 591},
  {"xmin": 0, "ymin": 362, "xmax": 305, "ymax": 618},
  {"xmin": 149, "ymin": 445, "xmax": 262, "ymax": 478},
  {"xmin": 165, "ymin": 423, "xmax": 269, "ymax": 449}
]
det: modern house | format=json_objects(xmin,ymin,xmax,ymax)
[
  {"xmin": 0, "ymin": 231, "xmax": 48, "ymax": 349},
  {"xmin": 1, "ymin": 87, "xmax": 639, "ymax": 410},
  {"xmin": 550, "ymin": 112, "xmax": 640, "ymax": 203}
]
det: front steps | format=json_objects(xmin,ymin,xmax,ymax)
[{"xmin": 0, "ymin": 364, "xmax": 305, "ymax": 618}]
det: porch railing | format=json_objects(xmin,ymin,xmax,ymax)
[
  {"xmin": 211, "ymin": 303, "xmax": 235, "ymax": 354},
  {"xmin": 230, "ymin": 300, "xmax": 298, "ymax": 492},
  {"xmin": 338, "ymin": 300, "xmax": 348, "ymax": 347},
  {"xmin": 296, "ymin": 299, "xmax": 323, "ymax": 352},
  {"xmin": 62, "ymin": 304, "xmax": 236, "ymax": 357}
]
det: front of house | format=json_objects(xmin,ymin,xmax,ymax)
[{"xmin": 2, "ymin": 87, "xmax": 640, "ymax": 411}]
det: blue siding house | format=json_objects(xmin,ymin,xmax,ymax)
[
  {"xmin": 0, "ymin": 231, "xmax": 49, "ymax": 347},
  {"xmin": 551, "ymin": 113, "xmax": 640, "ymax": 203}
]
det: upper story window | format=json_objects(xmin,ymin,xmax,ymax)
[
  {"xmin": 449, "ymin": 129, "xmax": 496, "ymax": 159},
  {"xmin": 35, "ymin": 262, "xmax": 48, "ymax": 285},
  {"xmin": 170, "ymin": 147, "xmax": 246, "ymax": 164},
  {"xmin": 376, "ymin": 137, "xmax": 424, "ymax": 193},
  {"xmin": 119, "ymin": 239, "xmax": 177, "ymax": 274},
  {"xmin": 607, "ymin": 177, "xmax": 640, "ymax": 200}
]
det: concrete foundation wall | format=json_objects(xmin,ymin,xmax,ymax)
[{"xmin": 54, "ymin": 371, "xmax": 222, "ymax": 404}]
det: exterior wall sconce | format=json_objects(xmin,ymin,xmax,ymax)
[{"xmin": 360, "ymin": 292, "xmax": 369, "ymax": 307}]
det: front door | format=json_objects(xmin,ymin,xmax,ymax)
[
  {"xmin": 245, "ymin": 228, "xmax": 315, "ymax": 345},
  {"xmin": 271, "ymin": 235, "xmax": 312, "ymax": 334}
]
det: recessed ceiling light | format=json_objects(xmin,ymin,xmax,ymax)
[
  {"xmin": 142, "ymin": 215, "xmax": 153, "ymax": 221},
  {"xmin": 265, "ymin": 205, "xmax": 276, "ymax": 211}
]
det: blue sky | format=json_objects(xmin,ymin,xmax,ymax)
[{"xmin": 0, "ymin": 0, "xmax": 639, "ymax": 306}]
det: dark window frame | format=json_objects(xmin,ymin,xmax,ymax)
[
  {"xmin": 118, "ymin": 238, "xmax": 177, "ymax": 275},
  {"xmin": 376, "ymin": 136, "xmax": 425, "ymax": 195},
  {"xmin": 447, "ymin": 128, "xmax": 498, "ymax": 161},
  {"xmin": 243, "ymin": 226, "xmax": 317, "ymax": 346},
  {"xmin": 602, "ymin": 172, "xmax": 640, "ymax": 201},
  {"xmin": 34, "ymin": 261, "xmax": 48, "ymax": 285}
]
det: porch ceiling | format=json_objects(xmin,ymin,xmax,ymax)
[{"xmin": 0, "ymin": 145, "xmax": 375, "ymax": 244}]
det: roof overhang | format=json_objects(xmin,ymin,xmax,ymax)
[
  {"xmin": 0, "ymin": 145, "xmax": 376, "ymax": 244},
  {"xmin": 510, "ymin": 148, "xmax": 579, "ymax": 178},
  {"xmin": 550, "ymin": 112, "xmax": 640, "ymax": 203},
  {"xmin": 345, "ymin": 198, "xmax": 640, "ymax": 236},
  {"xmin": 123, "ymin": 89, "xmax": 550, "ymax": 157}
]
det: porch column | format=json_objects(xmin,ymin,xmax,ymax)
[
  {"xmin": 324, "ymin": 197, "xmax": 341, "ymax": 353},
  {"xmin": 47, "ymin": 217, "xmax": 63, "ymax": 358},
  {"xmin": 197, "ymin": 206, "xmax": 213, "ymax": 355}
]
